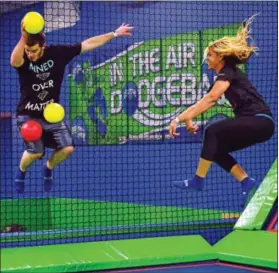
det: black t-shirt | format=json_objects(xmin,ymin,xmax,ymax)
[
  {"xmin": 213, "ymin": 64, "xmax": 272, "ymax": 117},
  {"xmin": 15, "ymin": 44, "xmax": 81, "ymax": 118}
]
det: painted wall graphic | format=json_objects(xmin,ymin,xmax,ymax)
[{"xmin": 69, "ymin": 25, "xmax": 241, "ymax": 145}]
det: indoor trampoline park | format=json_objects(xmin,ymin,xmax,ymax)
[{"xmin": 0, "ymin": 1, "xmax": 278, "ymax": 273}]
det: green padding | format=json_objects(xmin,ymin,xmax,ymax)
[
  {"xmin": 215, "ymin": 230, "xmax": 277, "ymax": 269},
  {"xmin": 1, "ymin": 235, "xmax": 216, "ymax": 273},
  {"xmin": 235, "ymin": 158, "xmax": 278, "ymax": 230}
]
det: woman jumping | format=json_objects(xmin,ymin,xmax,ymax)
[{"xmin": 169, "ymin": 16, "xmax": 275, "ymax": 207}]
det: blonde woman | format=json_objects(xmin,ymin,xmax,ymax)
[{"xmin": 169, "ymin": 16, "xmax": 274, "ymax": 207}]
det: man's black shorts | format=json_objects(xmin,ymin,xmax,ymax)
[{"xmin": 17, "ymin": 115, "xmax": 74, "ymax": 154}]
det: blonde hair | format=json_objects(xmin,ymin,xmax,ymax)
[{"xmin": 204, "ymin": 14, "xmax": 258, "ymax": 64}]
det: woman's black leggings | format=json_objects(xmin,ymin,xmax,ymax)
[{"xmin": 201, "ymin": 115, "xmax": 275, "ymax": 172}]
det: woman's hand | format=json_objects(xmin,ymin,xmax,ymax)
[
  {"xmin": 186, "ymin": 119, "xmax": 199, "ymax": 134},
  {"xmin": 169, "ymin": 119, "xmax": 180, "ymax": 138},
  {"xmin": 115, "ymin": 23, "xmax": 134, "ymax": 37}
]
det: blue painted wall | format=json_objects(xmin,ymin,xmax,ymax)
[{"xmin": 0, "ymin": 1, "xmax": 277, "ymax": 219}]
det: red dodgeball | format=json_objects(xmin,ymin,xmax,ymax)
[{"xmin": 20, "ymin": 120, "xmax": 43, "ymax": 142}]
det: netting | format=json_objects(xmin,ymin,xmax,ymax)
[{"xmin": 0, "ymin": 1, "xmax": 277, "ymax": 248}]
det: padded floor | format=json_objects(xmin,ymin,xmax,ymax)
[
  {"xmin": 1, "ymin": 235, "xmax": 216, "ymax": 272},
  {"xmin": 102, "ymin": 262, "xmax": 277, "ymax": 273},
  {"xmin": 214, "ymin": 231, "xmax": 277, "ymax": 269}
]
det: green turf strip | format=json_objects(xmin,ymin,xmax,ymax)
[
  {"xmin": 1, "ymin": 198, "xmax": 238, "ymax": 243},
  {"xmin": 214, "ymin": 230, "xmax": 277, "ymax": 269},
  {"xmin": 1, "ymin": 235, "xmax": 216, "ymax": 273}
]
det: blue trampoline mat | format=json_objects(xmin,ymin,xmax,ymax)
[{"xmin": 102, "ymin": 262, "xmax": 277, "ymax": 273}]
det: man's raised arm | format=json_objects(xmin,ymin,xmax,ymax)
[
  {"xmin": 10, "ymin": 22, "xmax": 27, "ymax": 67},
  {"xmin": 81, "ymin": 23, "xmax": 134, "ymax": 54}
]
